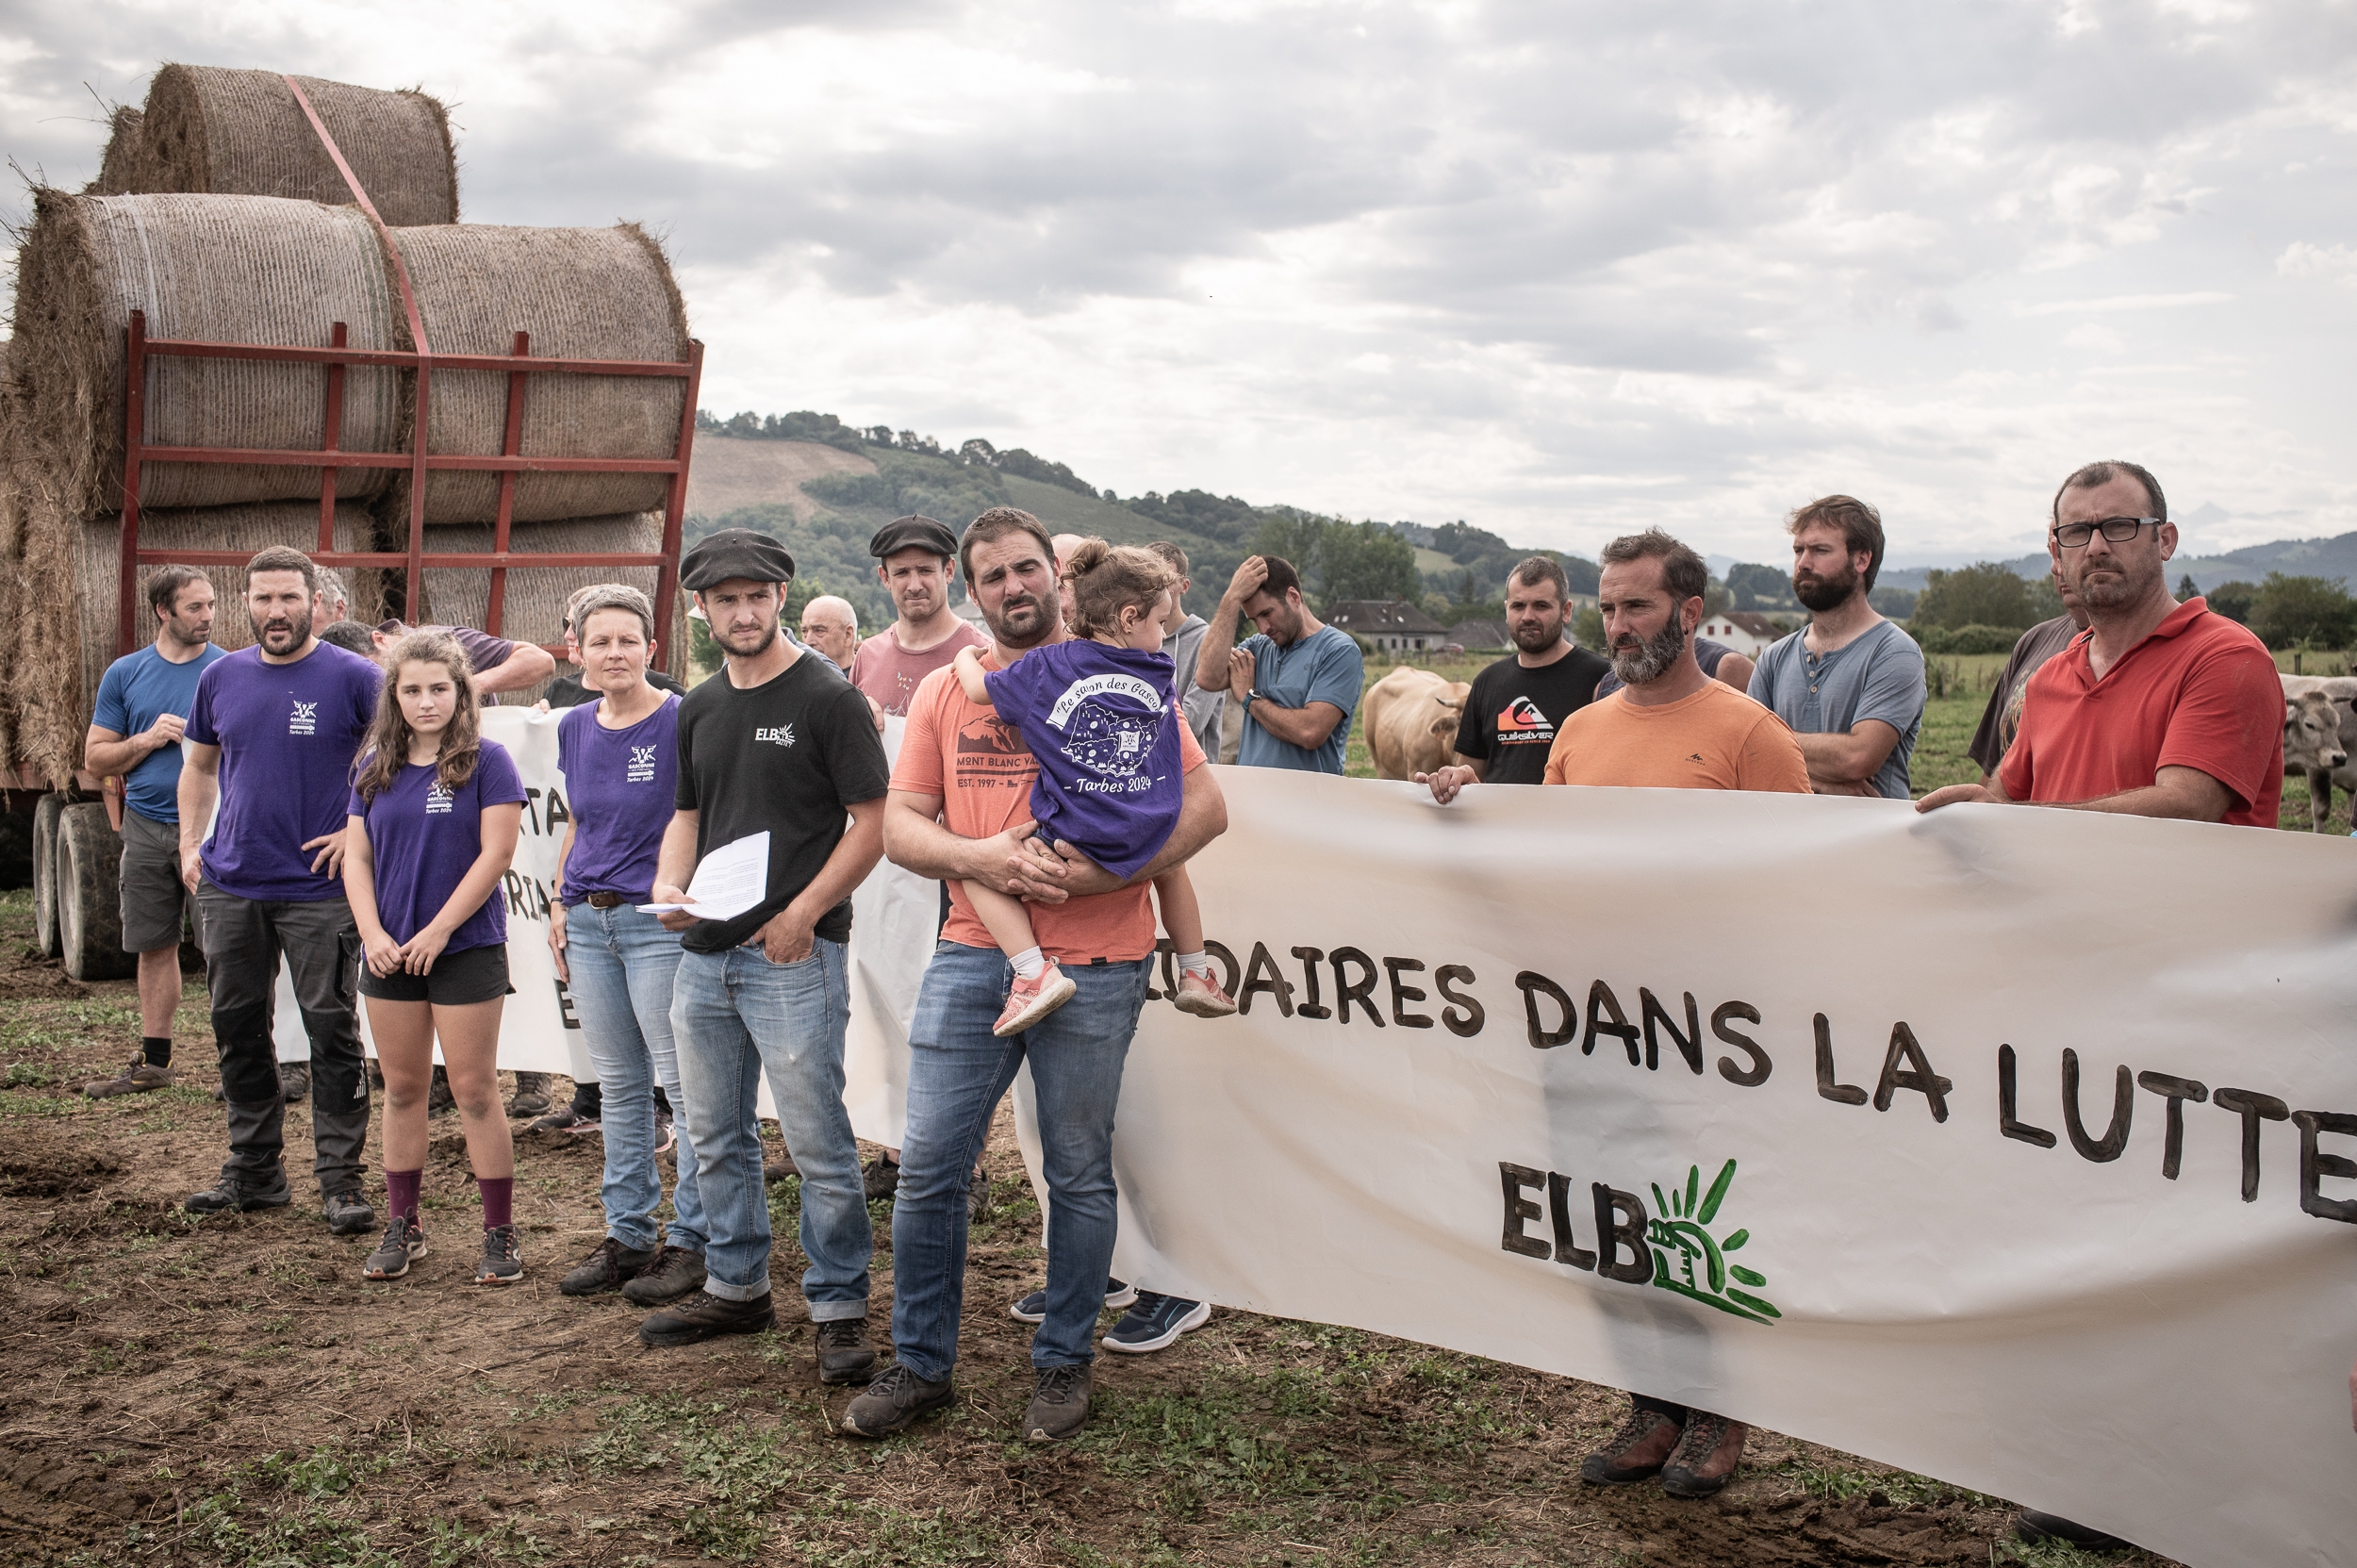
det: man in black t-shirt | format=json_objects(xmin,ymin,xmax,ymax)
[
  {"xmin": 636, "ymin": 530, "xmax": 892, "ymax": 1378},
  {"xmin": 1419, "ymin": 556, "xmax": 1610, "ymax": 799}
]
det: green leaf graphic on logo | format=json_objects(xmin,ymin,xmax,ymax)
[{"xmin": 1646, "ymin": 1161, "xmax": 1781, "ymax": 1326}]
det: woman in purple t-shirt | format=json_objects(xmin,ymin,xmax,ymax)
[
  {"xmin": 950, "ymin": 539, "xmax": 1236, "ymax": 1036},
  {"xmin": 343, "ymin": 633, "xmax": 527, "ymax": 1287}
]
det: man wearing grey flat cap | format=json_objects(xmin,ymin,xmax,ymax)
[
  {"xmin": 635, "ymin": 528, "xmax": 894, "ymax": 1387},
  {"xmin": 849, "ymin": 515, "xmax": 991, "ymax": 719}
]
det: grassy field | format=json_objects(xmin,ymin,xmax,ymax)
[{"xmin": 1342, "ymin": 644, "xmax": 2349, "ymax": 834}]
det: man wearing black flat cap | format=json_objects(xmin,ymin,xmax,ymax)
[
  {"xmin": 635, "ymin": 528, "xmax": 894, "ymax": 1387},
  {"xmin": 848, "ymin": 515, "xmax": 990, "ymax": 719}
]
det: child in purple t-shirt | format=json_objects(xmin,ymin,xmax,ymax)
[
  {"xmin": 343, "ymin": 633, "xmax": 528, "ymax": 1288},
  {"xmin": 953, "ymin": 541, "xmax": 1236, "ymax": 1036}
]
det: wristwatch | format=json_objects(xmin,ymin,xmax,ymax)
[{"xmin": 1245, "ymin": 689, "xmax": 1267, "ymax": 709}]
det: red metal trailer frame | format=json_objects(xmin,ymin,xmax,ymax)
[{"xmin": 113, "ymin": 74, "xmax": 701, "ymax": 663}]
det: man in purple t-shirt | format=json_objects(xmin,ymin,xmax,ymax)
[{"xmin": 179, "ymin": 549, "xmax": 386, "ymax": 1230}]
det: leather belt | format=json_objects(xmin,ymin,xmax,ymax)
[{"xmin": 585, "ymin": 892, "xmax": 628, "ymax": 909}]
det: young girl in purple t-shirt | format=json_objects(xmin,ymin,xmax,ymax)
[
  {"xmin": 952, "ymin": 540, "xmax": 1236, "ymax": 1036},
  {"xmin": 344, "ymin": 633, "xmax": 527, "ymax": 1287}
]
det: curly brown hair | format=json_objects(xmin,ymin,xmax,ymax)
[
  {"xmin": 351, "ymin": 632, "xmax": 482, "ymax": 803},
  {"xmin": 1063, "ymin": 538, "xmax": 1178, "ymax": 640}
]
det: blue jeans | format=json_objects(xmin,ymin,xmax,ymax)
[
  {"xmin": 565, "ymin": 901, "xmax": 704, "ymax": 1255},
  {"xmin": 892, "ymin": 941, "xmax": 1149, "ymax": 1379},
  {"xmin": 669, "ymin": 939, "xmax": 868, "ymax": 1317}
]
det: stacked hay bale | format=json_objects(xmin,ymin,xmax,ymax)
[{"xmin": 7, "ymin": 65, "xmax": 692, "ymax": 782}]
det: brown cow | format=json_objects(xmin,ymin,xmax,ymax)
[
  {"xmin": 1363, "ymin": 666, "xmax": 1472, "ymax": 781},
  {"xmin": 2281, "ymin": 675, "xmax": 2357, "ymax": 831}
]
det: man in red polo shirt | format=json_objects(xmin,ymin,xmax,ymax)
[
  {"xmin": 1918, "ymin": 459, "xmax": 2281, "ymax": 827},
  {"xmin": 1919, "ymin": 458, "xmax": 2281, "ymax": 1552}
]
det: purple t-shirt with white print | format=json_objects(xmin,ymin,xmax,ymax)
[
  {"xmin": 185, "ymin": 640, "xmax": 383, "ymax": 901},
  {"xmin": 348, "ymin": 741, "xmax": 526, "ymax": 951},
  {"xmin": 555, "ymin": 693, "xmax": 680, "ymax": 905},
  {"xmin": 981, "ymin": 639, "xmax": 1183, "ymax": 881}
]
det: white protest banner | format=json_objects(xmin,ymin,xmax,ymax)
[{"xmin": 1020, "ymin": 767, "xmax": 2357, "ymax": 1568}]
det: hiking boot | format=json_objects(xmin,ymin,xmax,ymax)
[
  {"xmin": 862, "ymin": 1156, "xmax": 901, "ymax": 1201},
  {"xmin": 1580, "ymin": 1405, "xmax": 1682, "ymax": 1486},
  {"xmin": 763, "ymin": 1152, "xmax": 799, "ymax": 1184},
  {"xmin": 638, "ymin": 1289, "xmax": 774, "ymax": 1348},
  {"xmin": 1173, "ymin": 970, "xmax": 1238, "ymax": 1017},
  {"xmin": 839, "ymin": 1362, "xmax": 954, "ymax": 1439},
  {"xmin": 993, "ymin": 963, "xmax": 1076, "ymax": 1037},
  {"xmin": 1011, "ymin": 1277, "xmax": 1135, "ymax": 1325},
  {"xmin": 1025, "ymin": 1363, "xmax": 1092, "ymax": 1442},
  {"xmin": 474, "ymin": 1225, "xmax": 524, "ymax": 1285},
  {"xmin": 82, "ymin": 1056, "xmax": 174, "ymax": 1098},
  {"xmin": 1101, "ymin": 1292, "xmax": 1211, "ymax": 1353},
  {"xmin": 619, "ymin": 1245, "xmax": 708, "ymax": 1306},
  {"xmin": 2015, "ymin": 1510, "xmax": 2130, "ymax": 1551},
  {"xmin": 816, "ymin": 1317, "xmax": 878, "ymax": 1385},
  {"xmin": 323, "ymin": 1189, "xmax": 376, "ymax": 1236},
  {"xmin": 508, "ymin": 1071, "xmax": 552, "ymax": 1119},
  {"xmin": 427, "ymin": 1066, "xmax": 456, "ymax": 1117},
  {"xmin": 530, "ymin": 1104, "xmax": 599, "ymax": 1134},
  {"xmin": 560, "ymin": 1236, "xmax": 656, "ymax": 1297},
  {"xmin": 185, "ymin": 1168, "xmax": 292, "ymax": 1215},
  {"xmin": 278, "ymin": 1062, "xmax": 311, "ymax": 1103},
  {"xmin": 364, "ymin": 1214, "xmax": 428, "ymax": 1280},
  {"xmin": 1659, "ymin": 1411, "xmax": 1747, "ymax": 1499},
  {"xmin": 968, "ymin": 1156, "xmax": 995, "ymax": 1223}
]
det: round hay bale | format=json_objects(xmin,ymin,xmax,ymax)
[
  {"xmin": 139, "ymin": 65, "xmax": 458, "ymax": 227},
  {"xmin": 387, "ymin": 224, "xmax": 690, "ymax": 525},
  {"xmin": 413, "ymin": 514, "xmax": 684, "ymax": 682},
  {"xmin": 8, "ymin": 190, "xmax": 402, "ymax": 518},
  {"xmin": 87, "ymin": 106, "xmax": 145, "ymax": 195},
  {"xmin": 22, "ymin": 504, "xmax": 387, "ymax": 787}
]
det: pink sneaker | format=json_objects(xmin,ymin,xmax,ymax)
[
  {"xmin": 1172, "ymin": 969, "xmax": 1237, "ymax": 1018},
  {"xmin": 994, "ymin": 963, "xmax": 1078, "ymax": 1037}
]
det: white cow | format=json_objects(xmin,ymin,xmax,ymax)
[
  {"xmin": 1363, "ymin": 666, "xmax": 1472, "ymax": 781},
  {"xmin": 2280, "ymin": 675, "xmax": 2357, "ymax": 832}
]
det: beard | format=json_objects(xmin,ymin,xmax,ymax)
[
  {"xmin": 2072, "ymin": 554, "xmax": 2159, "ymax": 612},
  {"xmin": 715, "ymin": 619, "xmax": 779, "ymax": 658},
  {"xmin": 1609, "ymin": 616, "xmax": 1687, "ymax": 688},
  {"xmin": 250, "ymin": 609, "xmax": 305, "ymax": 653},
  {"xmin": 1509, "ymin": 615, "xmax": 1562, "ymax": 653},
  {"xmin": 1793, "ymin": 561, "xmax": 1860, "ymax": 613},
  {"xmin": 986, "ymin": 590, "xmax": 1053, "ymax": 649}
]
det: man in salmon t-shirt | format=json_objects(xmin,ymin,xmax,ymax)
[
  {"xmin": 846, "ymin": 515, "xmax": 991, "ymax": 718},
  {"xmin": 843, "ymin": 506, "xmax": 1228, "ymax": 1448}
]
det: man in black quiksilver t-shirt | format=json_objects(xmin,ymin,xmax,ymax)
[
  {"xmin": 636, "ymin": 529, "xmax": 891, "ymax": 1378},
  {"xmin": 1420, "ymin": 555, "xmax": 1610, "ymax": 798}
]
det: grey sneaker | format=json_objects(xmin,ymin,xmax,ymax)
[
  {"xmin": 474, "ymin": 1224, "xmax": 523, "ymax": 1285},
  {"xmin": 278, "ymin": 1062, "xmax": 311, "ymax": 1103},
  {"xmin": 364, "ymin": 1214, "xmax": 427, "ymax": 1281},
  {"xmin": 1024, "ymin": 1363, "xmax": 1092, "ymax": 1442},
  {"xmin": 1100, "ymin": 1292, "xmax": 1211, "ymax": 1353},
  {"xmin": 619, "ymin": 1245, "xmax": 708, "ymax": 1306},
  {"xmin": 560, "ymin": 1236, "xmax": 656, "ymax": 1297},
  {"xmin": 1010, "ymin": 1277, "xmax": 1135, "ymax": 1324},
  {"xmin": 816, "ymin": 1317, "xmax": 878, "ymax": 1385},
  {"xmin": 82, "ymin": 1055, "xmax": 175, "ymax": 1098},
  {"xmin": 185, "ymin": 1169, "xmax": 292, "ymax": 1215},
  {"xmin": 839, "ymin": 1362, "xmax": 955, "ymax": 1439},
  {"xmin": 323, "ymin": 1188, "xmax": 376, "ymax": 1237}
]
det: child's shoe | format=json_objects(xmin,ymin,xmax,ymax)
[
  {"xmin": 1173, "ymin": 969, "xmax": 1238, "ymax": 1017},
  {"xmin": 994, "ymin": 963, "xmax": 1078, "ymax": 1037}
]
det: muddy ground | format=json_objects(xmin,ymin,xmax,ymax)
[{"xmin": 0, "ymin": 892, "xmax": 2176, "ymax": 1568}]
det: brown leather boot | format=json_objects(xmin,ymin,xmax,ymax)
[
  {"xmin": 1660, "ymin": 1410, "xmax": 1748, "ymax": 1498},
  {"xmin": 1580, "ymin": 1404, "xmax": 1683, "ymax": 1485}
]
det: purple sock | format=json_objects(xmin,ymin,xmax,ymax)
[
  {"xmin": 386, "ymin": 1168, "xmax": 421, "ymax": 1223},
  {"xmin": 479, "ymin": 1176, "xmax": 513, "ymax": 1231}
]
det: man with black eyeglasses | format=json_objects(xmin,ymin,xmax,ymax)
[{"xmin": 1919, "ymin": 459, "xmax": 2283, "ymax": 1552}]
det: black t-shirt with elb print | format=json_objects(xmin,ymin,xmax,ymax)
[{"xmin": 673, "ymin": 651, "xmax": 891, "ymax": 953}]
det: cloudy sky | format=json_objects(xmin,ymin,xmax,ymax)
[{"xmin": 8, "ymin": 0, "xmax": 2357, "ymax": 563}]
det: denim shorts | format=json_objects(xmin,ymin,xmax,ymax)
[{"xmin": 356, "ymin": 941, "xmax": 513, "ymax": 1006}]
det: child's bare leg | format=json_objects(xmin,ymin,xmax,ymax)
[{"xmin": 962, "ymin": 879, "xmax": 1049, "ymax": 980}]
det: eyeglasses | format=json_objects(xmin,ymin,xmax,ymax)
[{"xmin": 2052, "ymin": 516, "xmax": 2162, "ymax": 549}]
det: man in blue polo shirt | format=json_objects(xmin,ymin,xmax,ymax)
[
  {"xmin": 79, "ymin": 568, "xmax": 225, "ymax": 1099},
  {"xmin": 1746, "ymin": 494, "xmax": 1924, "ymax": 800},
  {"xmin": 179, "ymin": 548, "xmax": 386, "ymax": 1232},
  {"xmin": 1195, "ymin": 554, "xmax": 1363, "ymax": 774}
]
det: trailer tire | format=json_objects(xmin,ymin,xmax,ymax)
[
  {"xmin": 58, "ymin": 804, "xmax": 133, "ymax": 982},
  {"xmin": 31, "ymin": 794, "xmax": 65, "ymax": 959}
]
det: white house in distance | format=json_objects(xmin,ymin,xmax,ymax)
[
  {"xmin": 1327, "ymin": 599, "xmax": 1448, "ymax": 654},
  {"xmin": 1696, "ymin": 609, "xmax": 1785, "ymax": 658}
]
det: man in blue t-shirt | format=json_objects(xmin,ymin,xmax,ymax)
[
  {"xmin": 1195, "ymin": 554, "xmax": 1364, "ymax": 775},
  {"xmin": 178, "ymin": 548, "xmax": 386, "ymax": 1233},
  {"xmin": 1745, "ymin": 495, "xmax": 1925, "ymax": 801},
  {"xmin": 77, "ymin": 568, "xmax": 225, "ymax": 1100}
]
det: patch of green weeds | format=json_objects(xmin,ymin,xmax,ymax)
[
  {"xmin": 0, "ymin": 1090, "xmax": 76, "ymax": 1116},
  {"xmin": 6, "ymin": 1060, "xmax": 53, "ymax": 1086},
  {"xmin": 1775, "ymin": 1458, "xmax": 1989, "ymax": 1509}
]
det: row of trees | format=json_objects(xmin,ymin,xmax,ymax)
[
  {"xmin": 2201, "ymin": 573, "xmax": 2357, "ymax": 648},
  {"xmin": 1908, "ymin": 561, "xmax": 2357, "ymax": 650}
]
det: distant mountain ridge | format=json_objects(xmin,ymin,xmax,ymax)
[{"xmin": 1875, "ymin": 532, "xmax": 2357, "ymax": 595}]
